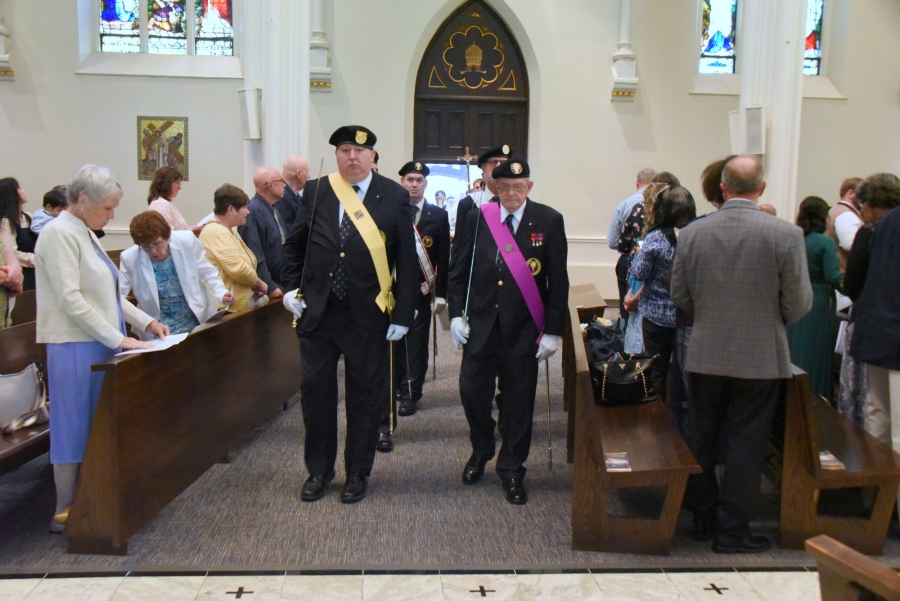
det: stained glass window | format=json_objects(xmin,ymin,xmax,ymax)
[
  {"xmin": 699, "ymin": 0, "xmax": 738, "ymax": 74},
  {"xmin": 804, "ymin": 0, "xmax": 824, "ymax": 76},
  {"xmin": 148, "ymin": 0, "xmax": 188, "ymax": 55},
  {"xmin": 195, "ymin": 0, "xmax": 234, "ymax": 57},
  {"xmin": 100, "ymin": 0, "xmax": 140, "ymax": 53}
]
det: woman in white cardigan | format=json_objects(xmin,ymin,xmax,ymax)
[
  {"xmin": 119, "ymin": 211, "xmax": 232, "ymax": 337},
  {"xmin": 35, "ymin": 165, "xmax": 169, "ymax": 534}
]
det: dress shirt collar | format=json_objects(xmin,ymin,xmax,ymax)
[
  {"xmin": 500, "ymin": 199, "xmax": 527, "ymax": 232},
  {"xmin": 348, "ymin": 170, "xmax": 373, "ymax": 200},
  {"xmin": 411, "ymin": 197, "xmax": 425, "ymax": 213}
]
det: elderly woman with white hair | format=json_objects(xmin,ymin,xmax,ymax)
[{"xmin": 35, "ymin": 164, "xmax": 169, "ymax": 534}]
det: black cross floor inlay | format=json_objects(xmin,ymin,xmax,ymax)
[
  {"xmin": 704, "ymin": 583, "xmax": 729, "ymax": 595},
  {"xmin": 226, "ymin": 587, "xmax": 254, "ymax": 598},
  {"xmin": 470, "ymin": 585, "xmax": 496, "ymax": 596}
]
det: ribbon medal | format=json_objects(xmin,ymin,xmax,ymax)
[{"xmin": 531, "ymin": 233, "xmax": 544, "ymax": 247}]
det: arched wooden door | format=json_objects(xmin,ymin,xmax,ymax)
[{"xmin": 414, "ymin": 1, "xmax": 529, "ymax": 162}]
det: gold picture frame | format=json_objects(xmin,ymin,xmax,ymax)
[{"xmin": 137, "ymin": 116, "xmax": 189, "ymax": 181}]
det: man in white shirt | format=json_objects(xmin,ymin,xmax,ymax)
[
  {"xmin": 825, "ymin": 177, "xmax": 863, "ymax": 273},
  {"xmin": 607, "ymin": 168, "xmax": 655, "ymax": 317}
]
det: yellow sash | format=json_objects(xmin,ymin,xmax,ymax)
[{"xmin": 329, "ymin": 172, "xmax": 393, "ymax": 313}]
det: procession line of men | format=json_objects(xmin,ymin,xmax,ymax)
[{"xmin": 280, "ymin": 125, "xmax": 569, "ymax": 505}]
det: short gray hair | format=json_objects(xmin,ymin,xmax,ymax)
[
  {"xmin": 636, "ymin": 168, "xmax": 657, "ymax": 186},
  {"xmin": 721, "ymin": 155, "xmax": 765, "ymax": 196},
  {"xmin": 67, "ymin": 164, "xmax": 123, "ymax": 205}
]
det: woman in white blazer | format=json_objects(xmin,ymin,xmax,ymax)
[
  {"xmin": 35, "ymin": 165, "xmax": 168, "ymax": 534},
  {"xmin": 119, "ymin": 211, "xmax": 232, "ymax": 338}
]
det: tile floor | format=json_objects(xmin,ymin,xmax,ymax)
[{"xmin": 0, "ymin": 569, "xmax": 822, "ymax": 600}]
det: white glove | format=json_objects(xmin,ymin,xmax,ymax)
[
  {"xmin": 283, "ymin": 290, "xmax": 307, "ymax": 319},
  {"xmin": 432, "ymin": 297, "xmax": 447, "ymax": 315},
  {"xmin": 386, "ymin": 324, "xmax": 409, "ymax": 341},
  {"xmin": 536, "ymin": 334, "xmax": 561, "ymax": 362},
  {"xmin": 451, "ymin": 317, "xmax": 470, "ymax": 349}
]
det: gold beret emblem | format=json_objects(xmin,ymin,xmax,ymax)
[
  {"xmin": 502, "ymin": 144, "xmax": 510, "ymax": 155},
  {"xmin": 355, "ymin": 130, "xmax": 368, "ymax": 145},
  {"xmin": 527, "ymin": 258, "xmax": 542, "ymax": 275},
  {"xmin": 423, "ymin": 235, "xmax": 433, "ymax": 248},
  {"xmin": 415, "ymin": 162, "xmax": 423, "ymax": 170},
  {"xmin": 379, "ymin": 230, "xmax": 387, "ymax": 242},
  {"xmin": 510, "ymin": 162, "xmax": 523, "ymax": 175}
]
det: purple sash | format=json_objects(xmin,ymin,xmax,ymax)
[{"xmin": 481, "ymin": 202, "xmax": 545, "ymax": 342}]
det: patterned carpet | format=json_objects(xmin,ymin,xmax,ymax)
[{"xmin": 2, "ymin": 325, "xmax": 899, "ymax": 573}]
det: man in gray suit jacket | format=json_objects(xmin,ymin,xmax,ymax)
[{"xmin": 671, "ymin": 155, "xmax": 812, "ymax": 554}]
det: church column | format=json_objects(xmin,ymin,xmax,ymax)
[
  {"xmin": 610, "ymin": 0, "xmax": 637, "ymax": 101},
  {"xmin": 736, "ymin": 0, "xmax": 807, "ymax": 219},
  {"xmin": 242, "ymin": 0, "xmax": 311, "ymax": 186},
  {"xmin": 0, "ymin": 1, "xmax": 14, "ymax": 78},
  {"xmin": 310, "ymin": 0, "xmax": 332, "ymax": 91}
]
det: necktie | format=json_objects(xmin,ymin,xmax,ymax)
[
  {"xmin": 273, "ymin": 207, "xmax": 286, "ymax": 244},
  {"xmin": 332, "ymin": 185, "xmax": 360, "ymax": 300},
  {"xmin": 496, "ymin": 214, "xmax": 516, "ymax": 265},
  {"xmin": 411, "ymin": 205, "xmax": 420, "ymax": 225}
]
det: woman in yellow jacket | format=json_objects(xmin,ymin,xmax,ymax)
[{"xmin": 198, "ymin": 184, "xmax": 268, "ymax": 310}]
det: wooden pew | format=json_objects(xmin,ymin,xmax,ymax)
[
  {"xmin": 65, "ymin": 302, "xmax": 301, "ymax": 555},
  {"xmin": 780, "ymin": 367, "xmax": 900, "ymax": 555},
  {"xmin": 9, "ymin": 289, "xmax": 36, "ymax": 325},
  {"xmin": 106, "ymin": 248, "xmax": 123, "ymax": 269},
  {"xmin": 0, "ymin": 322, "xmax": 49, "ymax": 475},
  {"xmin": 807, "ymin": 535, "xmax": 900, "ymax": 601},
  {"xmin": 562, "ymin": 283, "xmax": 607, "ymax": 463},
  {"xmin": 567, "ymin": 288, "xmax": 700, "ymax": 555}
]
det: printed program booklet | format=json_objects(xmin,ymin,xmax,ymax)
[
  {"xmin": 604, "ymin": 452, "xmax": 632, "ymax": 472},
  {"xmin": 819, "ymin": 450, "xmax": 845, "ymax": 471}
]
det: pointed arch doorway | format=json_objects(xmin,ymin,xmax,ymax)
[{"xmin": 414, "ymin": 1, "xmax": 530, "ymax": 168}]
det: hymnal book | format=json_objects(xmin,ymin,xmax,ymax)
[
  {"xmin": 604, "ymin": 452, "xmax": 632, "ymax": 472},
  {"xmin": 819, "ymin": 450, "xmax": 845, "ymax": 471}
]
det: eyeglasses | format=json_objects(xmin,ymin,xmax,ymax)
[
  {"xmin": 267, "ymin": 179, "xmax": 286, "ymax": 187},
  {"xmin": 486, "ymin": 159, "xmax": 507, "ymax": 167},
  {"xmin": 496, "ymin": 183, "xmax": 528, "ymax": 193},
  {"xmin": 140, "ymin": 239, "xmax": 167, "ymax": 253}
]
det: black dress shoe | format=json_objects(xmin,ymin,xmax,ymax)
[
  {"xmin": 341, "ymin": 473, "xmax": 368, "ymax": 504},
  {"xmin": 462, "ymin": 455, "xmax": 490, "ymax": 485},
  {"xmin": 502, "ymin": 478, "xmax": 528, "ymax": 505},
  {"xmin": 712, "ymin": 532, "xmax": 771, "ymax": 554},
  {"xmin": 398, "ymin": 398, "xmax": 418, "ymax": 416},
  {"xmin": 376, "ymin": 431, "xmax": 394, "ymax": 452},
  {"xmin": 301, "ymin": 470, "xmax": 335, "ymax": 502}
]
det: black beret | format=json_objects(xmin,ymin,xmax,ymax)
[
  {"xmin": 398, "ymin": 161, "xmax": 430, "ymax": 177},
  {"xmin": 491, "ymin": 156, "xmax": 530, "ymax": 179},
  {"xmin": 477, "ymin": 144, "xmax": 513, "ymax": 167},
  {"xmin": 329, "ymin": 125, "xmax": 377, "ymax": 149}
]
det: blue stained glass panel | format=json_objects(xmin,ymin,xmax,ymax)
[
  {"xmin": 804, "ymin": 0, "xmax": 824, "ymax": 76},
  {"xmin": 195, "ymin": 0, "xmax": 234, "ymax": 57},
  {"xmin": 699, "ymin": 0, "xmax": 738, "ymax": 74},
  {"xmin": 148, "ymin": 0, "xmax": 188, "ymax": 55},
  {"xmin": 100, "ymin": 0, "xmax": 140, "ymax": 53}
]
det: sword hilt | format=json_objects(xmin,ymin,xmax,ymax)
[{"xmin": 291, "ymin": 290, "xmax": 303, "ymax": 328}]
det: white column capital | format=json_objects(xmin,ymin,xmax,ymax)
[
  {"xmin": 0, "ymin": 1, "xmax": 14, "ymax": 79},
  {"xmin": 610, "ymin": 0, "xmax": 637, "ymax": 101},
  {"xmin": 310, "ymin": 0, "xmax": 331, "ymax": 91}
]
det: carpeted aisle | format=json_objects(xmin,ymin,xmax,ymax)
[{"xmin": 1, "ymin": 325, "xmax": 899, "ymax": 572}]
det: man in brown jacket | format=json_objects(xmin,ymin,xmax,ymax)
[{"xmin": 671, "ymin": 155, "xmax": 813, "ymax": 553}]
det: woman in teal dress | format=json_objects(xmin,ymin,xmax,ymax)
[{"xmin": 788, "ymin": 196, "xmax": 843, "ymax": 400}]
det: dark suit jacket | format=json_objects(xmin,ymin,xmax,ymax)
[
  {"xmin": 275, "ymin": 185, "xmax": 303, "ymax": 230},
  {"xmin": 282, "ymin": 172, "xmax": 418, "ymax": 334},
  {"xmin": 448, "ymin": 199, "xmax": 569, "ymax": 356},
  {"xmin": 851, "ymin": 206, "xmax": 900, "ymax": 371},
  {"xmin": 237, "ymin": 195, "xmax": 285, "ymax": 290},
  {"xmin": 450, "ymin": 190, "xmax": 495, "ymax": 256},
  {"xmin": 413, "ymin": 201, "xmax": 450, "ymax": 301}
]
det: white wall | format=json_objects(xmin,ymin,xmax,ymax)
[{"xmin": 1, "ymin": 0, "xmax": 897, "ymax": 298}]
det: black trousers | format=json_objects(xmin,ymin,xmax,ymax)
[
  {"xmin": 684, "ymin": 372, "xmax": 785, "ymax": 535},
  {"xmin": 641, "ymin": 318, "xmax": 676, "ymax": 402},
  {"xmin": 395, "ymin": 295, "xmax": 433, "ymax": 402},
  {"xmin": 615, "ymin": 254, "xmax": 630, "ymax": 321},
  {"xmin": 298, "ymin": 295, "xmax": 387, "ymax": 477},
  {"xmin": 459, "ymin": 322, "xmax": 539, "ymax": 480}
]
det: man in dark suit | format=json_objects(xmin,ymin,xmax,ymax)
[
  {"xmin": 671, "ymin": 155, "xmax": 812, "ymax": 553},
  {"xmin": 376, "ymin": 161, "xmax": 451, "ymax": 451},
  {"xmin": 281, "ymin": 125, "xmax": 418, "ymax": 504},
  {"xmin": 447, "ymin": 157, "xmax": 569, "ymax": 505},
  {"xmin": 276, "ymin": 155, "xmax": 309, "ymax": 229},
  {"xmin": 450, "ymin": 144, "xmax": 512, "ymax": 254},
  {"xmin": 238, "ymin": 166, "xmax": 288, "ymax": 299}
]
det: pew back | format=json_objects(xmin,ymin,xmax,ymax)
[
  {"xmin": 10, "ymin": 290, "xmax": 36, "ymax": 325},
  {"xmin": 807, "ymin": 534, "xmax": 900, "ymax": 601}
]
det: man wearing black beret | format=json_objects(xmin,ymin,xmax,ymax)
[
  {"xmin": 376, "ymin": 161, "xmax": 451, "ymax": 450},
  {"xmin": 281, "ymin": 125, "xmax": 419, "ymax": 504},
  {"xmin": 450, "ymin": 144, "xmax": 512, "ymax": 256},
  {"xmin": 447, "ymin": 157, "xmax": 569, "ymax": 504}
]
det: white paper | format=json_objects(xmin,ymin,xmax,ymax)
[{"xmin": 116, "ymin": 332, "xmax": 189, "ymax": 356}]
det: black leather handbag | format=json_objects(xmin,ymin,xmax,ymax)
[
  {"xmin": 589, "ymin": 353, "xmax": 659, "ymax": 407},
  {"xmin": 584, "ymin": 320, "xmax": 625, "ymax": 362}
]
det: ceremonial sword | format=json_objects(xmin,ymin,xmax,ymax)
[
  {"xmin": 292, "ymin": 158, "xmax": 325, "ymax": 328},
  {"xmin": 457, "ymin": 146, "xmax": 479, "ymax": 326}
]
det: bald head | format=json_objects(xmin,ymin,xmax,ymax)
[
  {"xmin": 282, "ymin": 156, "xmax": 309, "ymax": 192},
  {"xmin": 759, "ymin": 203, "xmax": 777, "ymax": 216},
  {"xmin": 721, "ymin": 155, "xmax": 766, "ymax": 203},
  {"xmin": 253, "ymin": 166, "xmax": 285, "ymax": 204}
]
